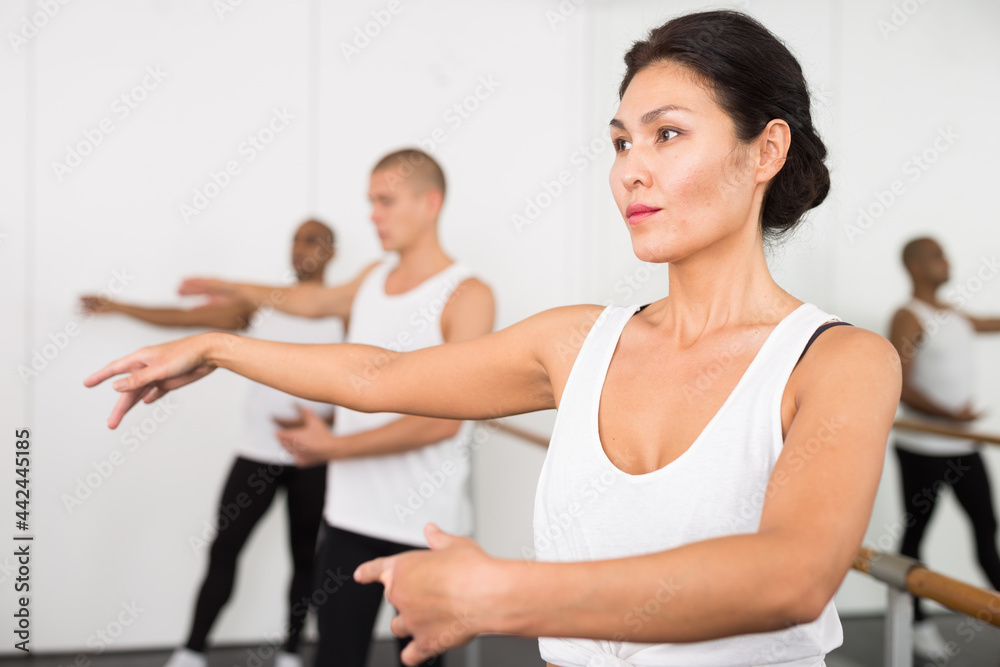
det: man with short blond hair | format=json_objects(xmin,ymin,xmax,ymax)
[{"xmin": 183, "ymin": 149, "xmax": 494, "ymax": 666}]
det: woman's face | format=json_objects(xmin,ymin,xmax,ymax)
[{"xmin": 609, "ymin": 61, "xmax": 761, "ymax": 264}]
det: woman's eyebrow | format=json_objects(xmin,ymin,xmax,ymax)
[{"xmin": 609, "ymin": 104, "xmax": 693, "ymax": 130}]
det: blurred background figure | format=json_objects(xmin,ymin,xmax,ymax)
[
  {"xmin": 181, "ymin": 149, "xmax": 495, "ymax": 666},
  {"xmin": 888, "ymin": 236, "xmax": 1000, "ymax": 661},
  {"xmin": 80, "ymin": 219, "xmax": 343, "ymax": 667}
]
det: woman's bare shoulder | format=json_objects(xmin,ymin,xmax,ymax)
[
  {"xmin": 521, "ymin": 303, "xmax": 616, "ymax": 387},
  {"xmin": 528, "ymin": 303, "xmax": 614, "ymax": 343},
  {"xmin": 794, "ymin": 325, "xmax": 902, "ymax": 395}
]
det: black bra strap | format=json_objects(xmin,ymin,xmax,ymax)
[{"xmin": 797, "ymin": 321, "xmax": 853, "ymax": 363}]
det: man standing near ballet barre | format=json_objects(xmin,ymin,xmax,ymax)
[{"xmin": 889, "ymin": 236, "xmax": 1000, "ymax": 660}]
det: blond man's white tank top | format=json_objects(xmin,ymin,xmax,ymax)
[
  {"xmin": 238, "ymin": 309, "xmax": 344, "ymax": 465},
  {"xmin": 894, "ymin": 299, "xmax": 978, "ymax": 456},
  {"xmin": 534, "ymin": 302, "xmax": 843, "ymax": 667},
  {"xmin": 325, "ymin": 256, "xmax": 476, "ymax": 547}
]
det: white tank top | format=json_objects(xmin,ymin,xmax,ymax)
[
  {"xmin": 534, "ymin": 302, "xmax": 843, "ymax": 667},
  {"xmin": 238, "ymin": 309, "xmax": 344, "ymax": 465},
  {"xmin": 325, "ymin": 256, "xmax": 477, "ymax": 546},
  {"xmin": 894, "ymin": 299, "xmax": 978, "ymax": 456}
]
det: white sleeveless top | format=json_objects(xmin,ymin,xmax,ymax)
[
  {"xmin": 238, "ymin": 309, "xmax": 345, "ymax": 465},
  {"xmin": 325, "ymin": 256, "xmax": 477, "ymax": 546},
  {"xmin": 894, "ymin": 299, "xmax": 978, "ymax": 456},
  {"xmin": 534, "ymin": 302, "xmax": 843, "ymax": 667}
]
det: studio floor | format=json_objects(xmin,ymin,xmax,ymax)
[{"xmin": 4, "ymin": 615, "xmax": 999, "ymax": 666}]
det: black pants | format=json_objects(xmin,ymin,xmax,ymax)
[
  {"xmin": 895, "ymin": 445, "xmax": 1000, "ymax": 620},
  {"xmin": 312, "ymin": 524, "xmax": 443, "ymax": 667},
  {"xmin": 186, "ymin": 456, "xmax": 327, "ymax": 653}
]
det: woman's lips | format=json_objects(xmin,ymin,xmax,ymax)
[{"xmin": 626, "ymin": 204, "xmax": 662, "ymax": 225}]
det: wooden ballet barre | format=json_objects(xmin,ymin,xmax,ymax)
[
  {"xmin": 853, "ymin": 547, "xmax": 1000, "ymax": 627},
  {"xmin": 893, "ymin": 418, "xmax": 1000, "ymax": 446}
]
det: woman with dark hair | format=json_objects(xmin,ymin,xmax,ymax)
[{"xmin": 86, "ymin": 10, "xmax": 900, "ymax": 667}]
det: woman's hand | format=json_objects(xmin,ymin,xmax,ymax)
[
  {"xmin": 83, "ymin": 334, "xmax": 220, "ymax": 428},
  {"xmin": 354, "ymin": 524, "xmax": 501, "ymax": 666},
  {"xmin": 277, "ymin": 407, "xmax": 340, "ymax": 466}
]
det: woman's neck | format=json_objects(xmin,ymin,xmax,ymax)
[{"xmin": 651, "ymin": 233, "xmax": 798, "ymax": 343}]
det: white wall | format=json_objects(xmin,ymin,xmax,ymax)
[{"xmin": 3, "ymin": 0, "xmax": 1000, "ymax": 655}]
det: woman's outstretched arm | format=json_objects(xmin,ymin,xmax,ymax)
[
  {"xmin": 355, "ymin": 326, "xmax": 902, "ymax": 665},
  {"xmin": 84, "ymin": 305, "xmax": 601, "ymax": 429}
]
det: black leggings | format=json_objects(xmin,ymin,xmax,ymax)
[
  {"xmin": 895, "ymin": 446, "xmax": 1000, "ymax": 620},
  {"xmin": 186, "ymin": 456, "xmax": 327, "ymax": 654},
  {"xmin": 312, "ymin": 524, "xmax": 443, "ymax": 667}
]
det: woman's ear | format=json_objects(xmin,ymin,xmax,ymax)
[{"xmin": 754, "ymin": 119, "xmax": 791, "ymax": 185}]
